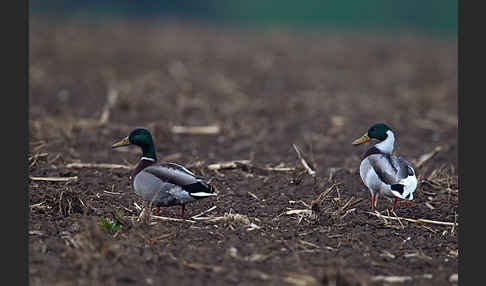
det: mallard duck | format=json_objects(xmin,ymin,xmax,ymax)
[
  {"xmin": 112, "ymin": 128, "xmax": 217, "ymax": 217},
  {"xmin": 352, "ymin": 123, "xmax": 417, "ymax": 212}
]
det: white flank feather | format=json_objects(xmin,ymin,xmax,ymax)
[
  {"xmin": 401, "ymin": 174, "xmax": 417, "ymax": 200},
  {"xmin": 190, "ymin": 192, "xmax": 217, "ymax": 197}
]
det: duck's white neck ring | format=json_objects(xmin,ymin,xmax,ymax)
[
  {"xmin": 141, "ymin": 157, "xmax": 156, "ymax": 162},
  {"xmin": 375, "ymin": 130, "xmax": 395, "ymax": 154}
]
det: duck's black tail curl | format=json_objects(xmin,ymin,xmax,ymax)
[{"xmin": 185, "ymin": 181, "xmax": 218, "ymax": 198}]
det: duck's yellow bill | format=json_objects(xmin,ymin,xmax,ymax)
[
  {"xmin": 352, "ymin": 133, "xmax": 371, "ymax": 145},
  {"xmin": 112, "ymin": 136, "xmax": 131, "ymax": 148}
]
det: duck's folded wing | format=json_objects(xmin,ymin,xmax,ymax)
[
  {"xmin": 159, "ymin": 162, "xmax": 207, "ymax": 180},
  {"xmin": 143, "ymin": 164, "xmax": 199, "ymax": 186},
  {"xmin": 389, "ymin": 157, "xmax": 417, "ymax": 199},
  {"xmin": 143, "ymin": 164, "xmax": 215, "ymax": 196},
  {"xmin": 368, "ymin": 155, "xmax": 401, "ymax": 185},
  {"xmin": 392, "ymin": 157, "xmax": 415, "ymax": 179},
  {"xmin": 368, "ymin": 155, "xmax": 417, "ymax": 199}
]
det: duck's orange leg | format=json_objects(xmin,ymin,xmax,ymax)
[{"xmin": 391, "ymin": 198, "xmax": 398, "ymax": 213}]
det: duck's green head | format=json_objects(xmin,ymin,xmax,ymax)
[
  {"xmin": 352, "ymin": 123, "xmax": 391, "ymax": 145},
  {"xmin": 112, "ymin": 128, "xmax": 157, "ymax": 160}
]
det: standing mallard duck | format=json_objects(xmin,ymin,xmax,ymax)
[
  {"xmin": 112, "ymin": 128, "xmax": 217, "ymax": 217},
  {"xmin": 352, "ymin": 123, "xmax": 417, "ymax": 212}
]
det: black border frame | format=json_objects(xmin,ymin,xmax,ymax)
[{"xmin": 6, "ymin": 0, "xmax": 28, "ymax": 284}]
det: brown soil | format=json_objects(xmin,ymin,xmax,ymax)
[{"xmin": 29, "ymin": 20, "xmax": 458, "ymax": 286}]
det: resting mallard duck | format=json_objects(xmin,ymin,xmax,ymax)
[
  {"xmin": 352, "ymin": 123, "xmax": 417, "ymax": 212},
  {"xmin": 112, "ymin": 128, "xmax": 217, "ymax": 217}
]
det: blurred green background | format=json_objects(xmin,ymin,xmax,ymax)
[{"xmin": 30, "ymin": 0, "xmax": 457, "ymax": 37}]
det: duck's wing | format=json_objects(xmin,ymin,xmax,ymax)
[
  {"xmin": 143, "ymin": 164, "xmax": 215, "ymax": 197},
  {"xmin": 158, "ymin": 162, "xmax": 207, "ymax": 180},
  {"xmin": 392, "ymin": 157, "xmax": 415, "ymax": 179},
  {"xmin": 368, "ymin": 155, "xmax": 417, "ymax": 200},
  {"xmin": 389, "ymin": 157, "xmax": 417, "ymax": 200},
  {"xmin": 368, "ymin": 154, "xmax": 402, "ymax": 185},
  {"xmin": 143, "ymin": 164, "xmax": 197, "ymax": 185}
]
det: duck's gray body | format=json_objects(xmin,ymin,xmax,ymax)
[
  {"xmin": 131, "ymin": 159, "xmax": 216, "ymax": 208},
  {"xmin": 360, "ymin": 148, "xmax": 417, "ymax": 201}
]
